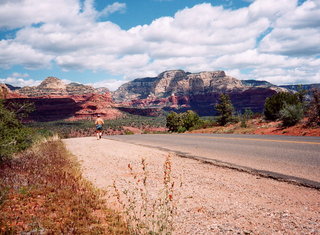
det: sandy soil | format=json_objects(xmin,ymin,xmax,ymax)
[{"xmin": 63, "ymin": 137, "xmax": 320, "ymax": 234}]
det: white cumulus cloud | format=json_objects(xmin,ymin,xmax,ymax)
[
  {"xmin": 88, "ymin": 79, "xmax": 127, "ymax": 91},
  {"xmin": 0, "ymin": 0, "xmax": 319, "ymax": 86},
  {"xmin": 258, "ymin": 0, "xmax": 320, "ymax": 56},
  {"xmin": 0, "ymin": 73, "xmax": 41, "ymax": 87},
  {"xmin": 99, "ymin": 2, "xmax": 126, "ymax": 17}
]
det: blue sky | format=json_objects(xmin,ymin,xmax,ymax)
[{"xmin": 0, "ymin": 0, "xmax": 319, "ymax": 90}]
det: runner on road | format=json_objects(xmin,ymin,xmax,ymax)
[{"xmin": 95, "ymin": 114, "xmax": 104, "ymax": 140}]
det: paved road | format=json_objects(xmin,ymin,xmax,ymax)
[{"xmin": 105, "ymin": 134, "xmax": 320, "ymax": 188}]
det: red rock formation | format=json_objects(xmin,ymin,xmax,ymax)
[
  {"xmin": 71, "ymin": 93, "xmax": 122, "ymax": 120},
  {"xmin": 0, "ymin": 84, "xmax": 24, "ymax": 99},
  {"xmin": 4, "ymin": 77, "xmax": 123, "ymax": 121},
  {"xmin": 112, "ymin": 70, "xmax": 286, "ymax": 115},
  {"xmin": 3, "ymin": 71, "xmax": 295, "ymax": 120}
]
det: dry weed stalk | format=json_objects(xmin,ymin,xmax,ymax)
[{"xmin": 113, "ymin": 154, "xmax": 179, "ymax": 235}]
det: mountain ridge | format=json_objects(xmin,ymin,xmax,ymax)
[
  {"xmin": 17, "ymin": 77, "xmax": 110, "ymax": 97},
  {"xmin": 2, "ymin": 71, "xmax": 319, "ymax": 119},
  {"xmin": 112, "ymin": 70, "xmax": 290, "ymax": 115}
]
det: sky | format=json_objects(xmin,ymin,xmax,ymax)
[{"xmin": 0, "ymin": 0, "xmax": 319, "ymax": 91}]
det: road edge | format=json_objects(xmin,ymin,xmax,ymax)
[{"xmin": 104, "ymin": 137, "xmax": 320, "ymax": 190}]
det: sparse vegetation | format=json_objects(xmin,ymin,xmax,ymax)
[
  {"xmin": 240, "ymin": 108, "xmax": 254, "ymax": 128},
  {"xmin": 113, "ymin": 155, "xmax": 179, "ymax": 235},
  {"xmin": 0, "ymin": 136, "xmax": 129, "ymax": 234},
  {"xmin": 27, "ymin": 114, "xmax": 167, "ymax": 138}
]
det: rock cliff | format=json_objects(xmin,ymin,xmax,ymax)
[
  {"xmin": 0, "ymin": 84, "xmax": 24, "ymax": 99},
  {"xmin": 4, "ymin": 77, "xmax": 122, "ymax": 121},
  {"xmin": 4, "ymin": 71, "xmax": 300, "ymax": 120},
  {"xmin": 113, "ymin": 70, "xmax": 281, "ymax": 115},
  {"xmin": 113, "ymin": 70, "xmax": 246, "ymax": 102}
]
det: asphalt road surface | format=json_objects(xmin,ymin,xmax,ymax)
[{"xmin": 105, "ymin": 133, "xmax": 320, "ymax": 189}]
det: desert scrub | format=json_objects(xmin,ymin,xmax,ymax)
[
  {"xmin": 113, "ymin": 155, "xmax": 180, "ymax": 235},
  {"xmin": 0, "ymin": 136, "xmax": 129, "ymax": 234},
  {"xmin": 27, "ymin": 114, "xmax": 167, "ymax": 138},
  {"xmin": 279, "ymin": 103, "xmax": 304, "ymax": 127}
]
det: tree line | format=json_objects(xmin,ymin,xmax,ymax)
[{"xmin": 166, "ymin": 88, "xmax": 320, "ymax": 132}]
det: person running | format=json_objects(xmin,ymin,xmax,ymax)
[{"xmin": 95, "ymin": 114, "xmax": 104, "ymax": 140}]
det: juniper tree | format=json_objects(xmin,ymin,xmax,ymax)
[
  {"xmin": 264, "ymin": 92, "xmax": 300, "ymax": 121},
  {"xmin": 166, "ymin": 111, "xmax": 183, "ymax": 132}
]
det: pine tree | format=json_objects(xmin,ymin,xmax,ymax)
[{"xmin": 215, "ymin": 94, "xmax": 234, "ymax": 126}]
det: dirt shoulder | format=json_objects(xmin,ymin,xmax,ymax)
[
  {"xmin": 63, "ymin": 137, "xmax": 320, "ymax": 234},
  {"xmin": 189, "ymin": 118, "xmax": 320, "ymax": 137}
]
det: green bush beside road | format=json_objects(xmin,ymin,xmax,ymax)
[{"xmin": 0, "ymin": 101, "xmax": 34, "ymax": 161}]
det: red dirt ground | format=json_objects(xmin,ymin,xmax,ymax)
[{"xmin": 190, "ymin": 118, "xmax": 320, "ymax": 136}]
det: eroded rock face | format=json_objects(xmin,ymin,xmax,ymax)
[
  {"xmin": 38, "ymin": 77, "xmax": 67, "ymax": 90},
  {"xmin": 71, "ymin": 93, "xmax": 123, "ymax": 121},
  {"xmin": 113, "ymin": 70, "xmax": 282, "ymax": 115},
  {"xmin": 0, "ymin": 84, "xmax": 24, "ymax": 99},
  {"xmin": 6, "ymin": 77, "xmax": 121, "ymax": 121},
  {"xmin": 4, "ymin": 71, "xmax": 294, "ymax": 120},
  {"xmin": 113, "ymin": 70, "xmax": 247, "ymax": 102},
  {"xmin": 4, "ymin": 98, "xmax": 82, "ymax": 121}
]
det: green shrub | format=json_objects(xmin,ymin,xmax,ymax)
[
  {"xmin": 4, "ymin": 101, "xmax": 35, "ymax": 121},
  {"xmin": 215, "ymin": 94, "xmax": 235, "ymax": 126},
  {"xmin": 124, "ymin": 130, "xmax": 134, "ymax": 135},
  {"xmin": 240, "ymin": 116, "xmax": 247, "ymax": 128},
  {"xmin": 177, "ymin": 126, "xmax": 187, "ymax": 133},
  {"xmin": 243, "ymin": 108, "xmax": 254, "ymax": 119},
  {"xmin": 188, "ymin": 119, "xmax": 213, "ymax": 131},
  {"xmin": 0, "ymin": 101, "xmax": 34, "ymax": 161},
  {"xmin": 279, "ymin": 103, "xmax": 304, "ymax": 127},
  {"xmin": 166, "ymin": 111, "xmax": 183, "ymax": 132},
  {"xmin": 240, "ymin": 108, "xmax": 254, "ymax": 128},
  {"xmin": 264, "ymin": 92, "xmax": 300, "ymax": 121},
  {"xmin": 181, "ymin": 110, "xmax": 200, "ymax": 130},
  {"xmin": 166, "ymin": 110, "xmax": 202, "ymax": 132}
]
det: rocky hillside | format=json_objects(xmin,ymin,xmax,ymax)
[
  {"xmin": 4, "ymin": 71, "xmax": 317, "ymax": 119},
  {"xmin": 2, "ymin": 77, "xmax": 122, "ymax": 121},
  {"xmin": 0, "ymin": 84, "xmax": 24, "ymax": 99},
  {"xmin": 17, "ymin": 77, "xmax": 109, "ymax": 97},
  {"xmin": 241, "ymin": 80, "xmax": 273, "ymax": 87},
  {"xmin": 113, "ymin": 70, "xmax": 286, "ymax": 115},
  {"xmin": 113, "ymin": 70, "xmax": 246, "ymax": 101}
]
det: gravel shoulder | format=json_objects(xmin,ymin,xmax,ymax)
[{"xmin": 63, "ymin": 137, "xmax": 320, "ymax": 234}]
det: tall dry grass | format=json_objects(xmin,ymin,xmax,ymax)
[
  {"xmin": 0, "ymin": 136, "xmax": 129, "ymax": 234},
  {"xmin": 113, "ymin": 155, "xmax": 180, "ymax": 235}
]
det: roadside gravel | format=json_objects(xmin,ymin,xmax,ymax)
[{"xmin": 63, "ymin": 137, "xmax": 320, "ymax": 234}]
